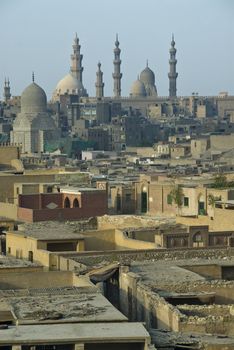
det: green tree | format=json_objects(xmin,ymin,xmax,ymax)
[
  {"xmin": 208, "ymin": 194, "xmax": 221, "ymax": 207},
  {"xmin": 212, "ymin": 174, "xmax": 228, "ymax": 189},
  {"xmin": 170, "ymin": 185, "xmax": 184, "ymax": 209}
]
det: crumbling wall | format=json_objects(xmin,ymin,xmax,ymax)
[
  {"xmin": 179, "ymin": 304, "xmax": 234, "ymax": 335},
  {"xmin": 97, "ymin": 215, "xmax": 173, "ymax": 230},
  {"xmin": 115, "ymin": 229, "xmax": 156, "ymax": 250},
  {"xmin": 184, "ymin": 264, "xmax": 222, "ymax": 279},
  {"xmin": 119, "ymin": 267, "xmax": 182, "ymax": 331}
]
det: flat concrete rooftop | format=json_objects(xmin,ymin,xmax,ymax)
[
  {"xmin": 0, "ymin": 322, "xmax": 149, "ymax": 344},
  {"xmin": 0, "ymin": 286, "xmax": 127, "ymax": 324},
  {"xmin": 131, "ymin": 258, "xmax": 234, "ymax": 283},
  {"xmin": 0, "ymin": 254, "xmax": 41, "ymax": 268},
  {"xmin": 150, "ymin": 329, "xmax": 234, "ymax": 348},
  {"xmin": 14, "ymin": 221, "xmax": 86, "ymax": 240}
]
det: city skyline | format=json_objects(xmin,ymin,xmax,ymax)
[{"xmin": 1, "ymin": 0, "xmax": 234, "ymax": 99}]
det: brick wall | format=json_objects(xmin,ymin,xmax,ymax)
[
  {"xmin": 17, "ymin": 191, "xmax": 108, "ymax": 222},
  {"xmin": 19, "ymin": 193, "xmax": 63, "ymax": 209}
]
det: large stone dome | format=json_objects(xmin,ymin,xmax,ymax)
[
  {"xmin": 21, "ymin": 82, "xmax": 47, "ymax": 114},
  {"xmin": 140, "ymin": 66, "xmax": 155, "ymax": 86},
  {"xmin": 54, "ymin": 73, "xmax": 85, "ymax": 96},
  {"xmin": 130, "ymin": 79, "xmax": 146, "ymax": 97}
]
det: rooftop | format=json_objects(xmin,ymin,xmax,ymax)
[
  {"xmin": 60, "ymin": 186, "xmax": 103, "ymax": 193},
  {"xmin": 12, "ymin": 221, "xmax": 87, "ymax": 240},
  {"xmin": 0, "ymin": 254, "xmax": 41, "ymax": 268},
  {"xmin": 131, "ymin": 258, "xmax": 234, "ymax": 287},
  {"xmin": 150, "ymin": 329, "xmax": 234, "ymax": 348},
  {"xmin": 0, "ymin": 286, "xmax": 127, "ymax": 324},
  {"xmin": 0, "ymin": 322, "xmax": 149, "ymax": 344}
]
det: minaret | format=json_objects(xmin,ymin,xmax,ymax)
[
  {"xmin": 95, "ymin": 62, "xmax": 104, "ymax": 99},
  {"xmin": 70, "ymin": 33, "xmax": 83, "ymax": 83},
  {"xmin": 168, "ymin": 34, "xmax": 178, "ymax": 98},
  {"xmin": 3, "ymin": 78, "xmax": 11, "ymax": 102},
  {"xmin": 112, "ymin": 34, "xmax": 122, "ymax": 97}
]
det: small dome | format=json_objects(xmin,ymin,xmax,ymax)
[
  {"xmin": 54, "ymin": 73, "xmax": 85, "ymax": 96},
  {"xmin": 130, "ymin": 79, "xmax": 146, "ymax": 97},
  {"xmin": 140, "ymin": 66, "xmax": 155, "ymax": 86},
  {"xmin": 21, "ymin": 82, "xmax": 47, "ymax": 114}
]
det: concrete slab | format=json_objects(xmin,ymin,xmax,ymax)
[{"xmin": 0, "ymin": 322, "xmax": 149, "ymax": 344}]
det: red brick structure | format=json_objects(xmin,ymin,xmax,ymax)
[{"xmin": 17, "ymin": 188, "xmax": 107, "ymax": 222}]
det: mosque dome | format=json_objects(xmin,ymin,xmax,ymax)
[
  {"xmin": 54, "ymin": 73, "xmax": 85, "ymax": 96},
  {"xmin": 21, "ymin": 82, "xmax": 47, "ymax": 114},
  {"xmin": 139, "ymin": 66, "xmax": 155, "ymax": 86},
  {"xmin": 130, "ymin": 79, "xmax": 146, "ymax": 97}
]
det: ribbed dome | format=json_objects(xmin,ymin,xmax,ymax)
[
  {"xmin": 21, "ymin": 82, "xmax": 47, "ymax": 114},
  {"xmin": 55, "ymin": 73, "xmax": 85, "ymax": 95},
  {"xmin": 130, "ymin": 79, "xmax": 146, "ymax": 97},
  {"xmin": 140, "ymin": 66, "xmax": 155, "ymax": 86}
]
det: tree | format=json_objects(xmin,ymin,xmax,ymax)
[
  {"xmin": 170, "ymin": 185, "xmax": 184, "ymax": 209},
  {"xmin": 212, "ymin": 174, "xmax": 228, "ymax": 189},
  {"xmin": 208, "ymin": 194, "xmax": 221, "ymax": 207}
]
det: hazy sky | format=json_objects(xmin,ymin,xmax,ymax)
[{"xmin": 1, "ymin": 0, "xmax": 234, "ymax": 99}]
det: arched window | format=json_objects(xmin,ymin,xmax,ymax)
[
  {"xmin": 193, "ymin": 231, "xmax": 204, "ymax": 247},
  {"xmin": 73, "ymin": 198, "xmax": 79, "ymax": 208},
  {"xmin": 64, "ymin": 197, "xmax": 71, "ymax": 208},
  {"xmin": 193, "ymin": 232, "xmax": 202, "ymax": 242}
]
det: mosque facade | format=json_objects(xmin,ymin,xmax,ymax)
[{"xmin": 11, "ymin": 75, "xmax": 59, "ymax": 153}]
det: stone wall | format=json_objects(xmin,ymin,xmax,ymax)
[
  {"xmin": 0, "ymin": 173, "xmax": 55, "ymax": 202},
  {"xmin": 0, "ymin": 202, "xmax": 18, "ymax": 220},
  {"xmin": 6, "ymin": 233, "xmax": 51, "ymax": 267},
  {"xmin": 178, "ymin": 304, "xmax": 234, "ymax": 335},
  {"xmin": 119, "ymin": 267, "xmax": 182, "ymax": 331},
  {"xmin": 83, "ymin": 229, "xmax": 116, "ymax": 251},
  {"xmin": 0, "ymin": 145, "xmax": 20, "ymax": 165},
  {"xmin": 0, "ymin": 270, "xmax": 73, "ymax": 289},
  {"xmin": 65, "ymin": 247, "xmax": 234, "ymax": 270}
]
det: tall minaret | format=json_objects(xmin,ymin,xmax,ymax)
[
  {"xmin": 112, "ymin": 34, "xmax": 122, "ymax": 98},
  {"xmin": 70, "ymin": 33, "xmax": 83, "ymax": 83},
  {"xmin": 3, "ymin": 78, "xmax": 11, "ymax": 102},
  {"xmin": 168, "ymin": 34, "xmax": 178, "ymax": 98},
  {"xmin": 95, "ymin": 62, "xmax": 104, "ymax": 99}
]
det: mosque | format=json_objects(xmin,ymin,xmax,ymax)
[
  {"xmin": 10, "ymin": 33, "xmax": 178, "ymax": 154},
  {"xmin": 52, "ymin": 33, "xmax": 178, "ymax": 101},
  {"xmin": 10, "ymin": 74, "xmax": 59, "ymax": 153}
]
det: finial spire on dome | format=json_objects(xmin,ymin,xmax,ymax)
[
  {"xmin": 32, "ymin": 71, "xmax": 35, "ymax": 83},
  {"xmin": 171, "ymin": 33, "xmax": 175, "ymax": 46},
  {"xmin": 74, "ymin": 32, "xmax": 79, "ymax": 44},
  {"xmin": 146, "ymin": 59, "xmax": 148, "ymax": 67},
  {"xmin": 115, "ymin": 33, "xmax": 119, "ymax": 47}
]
